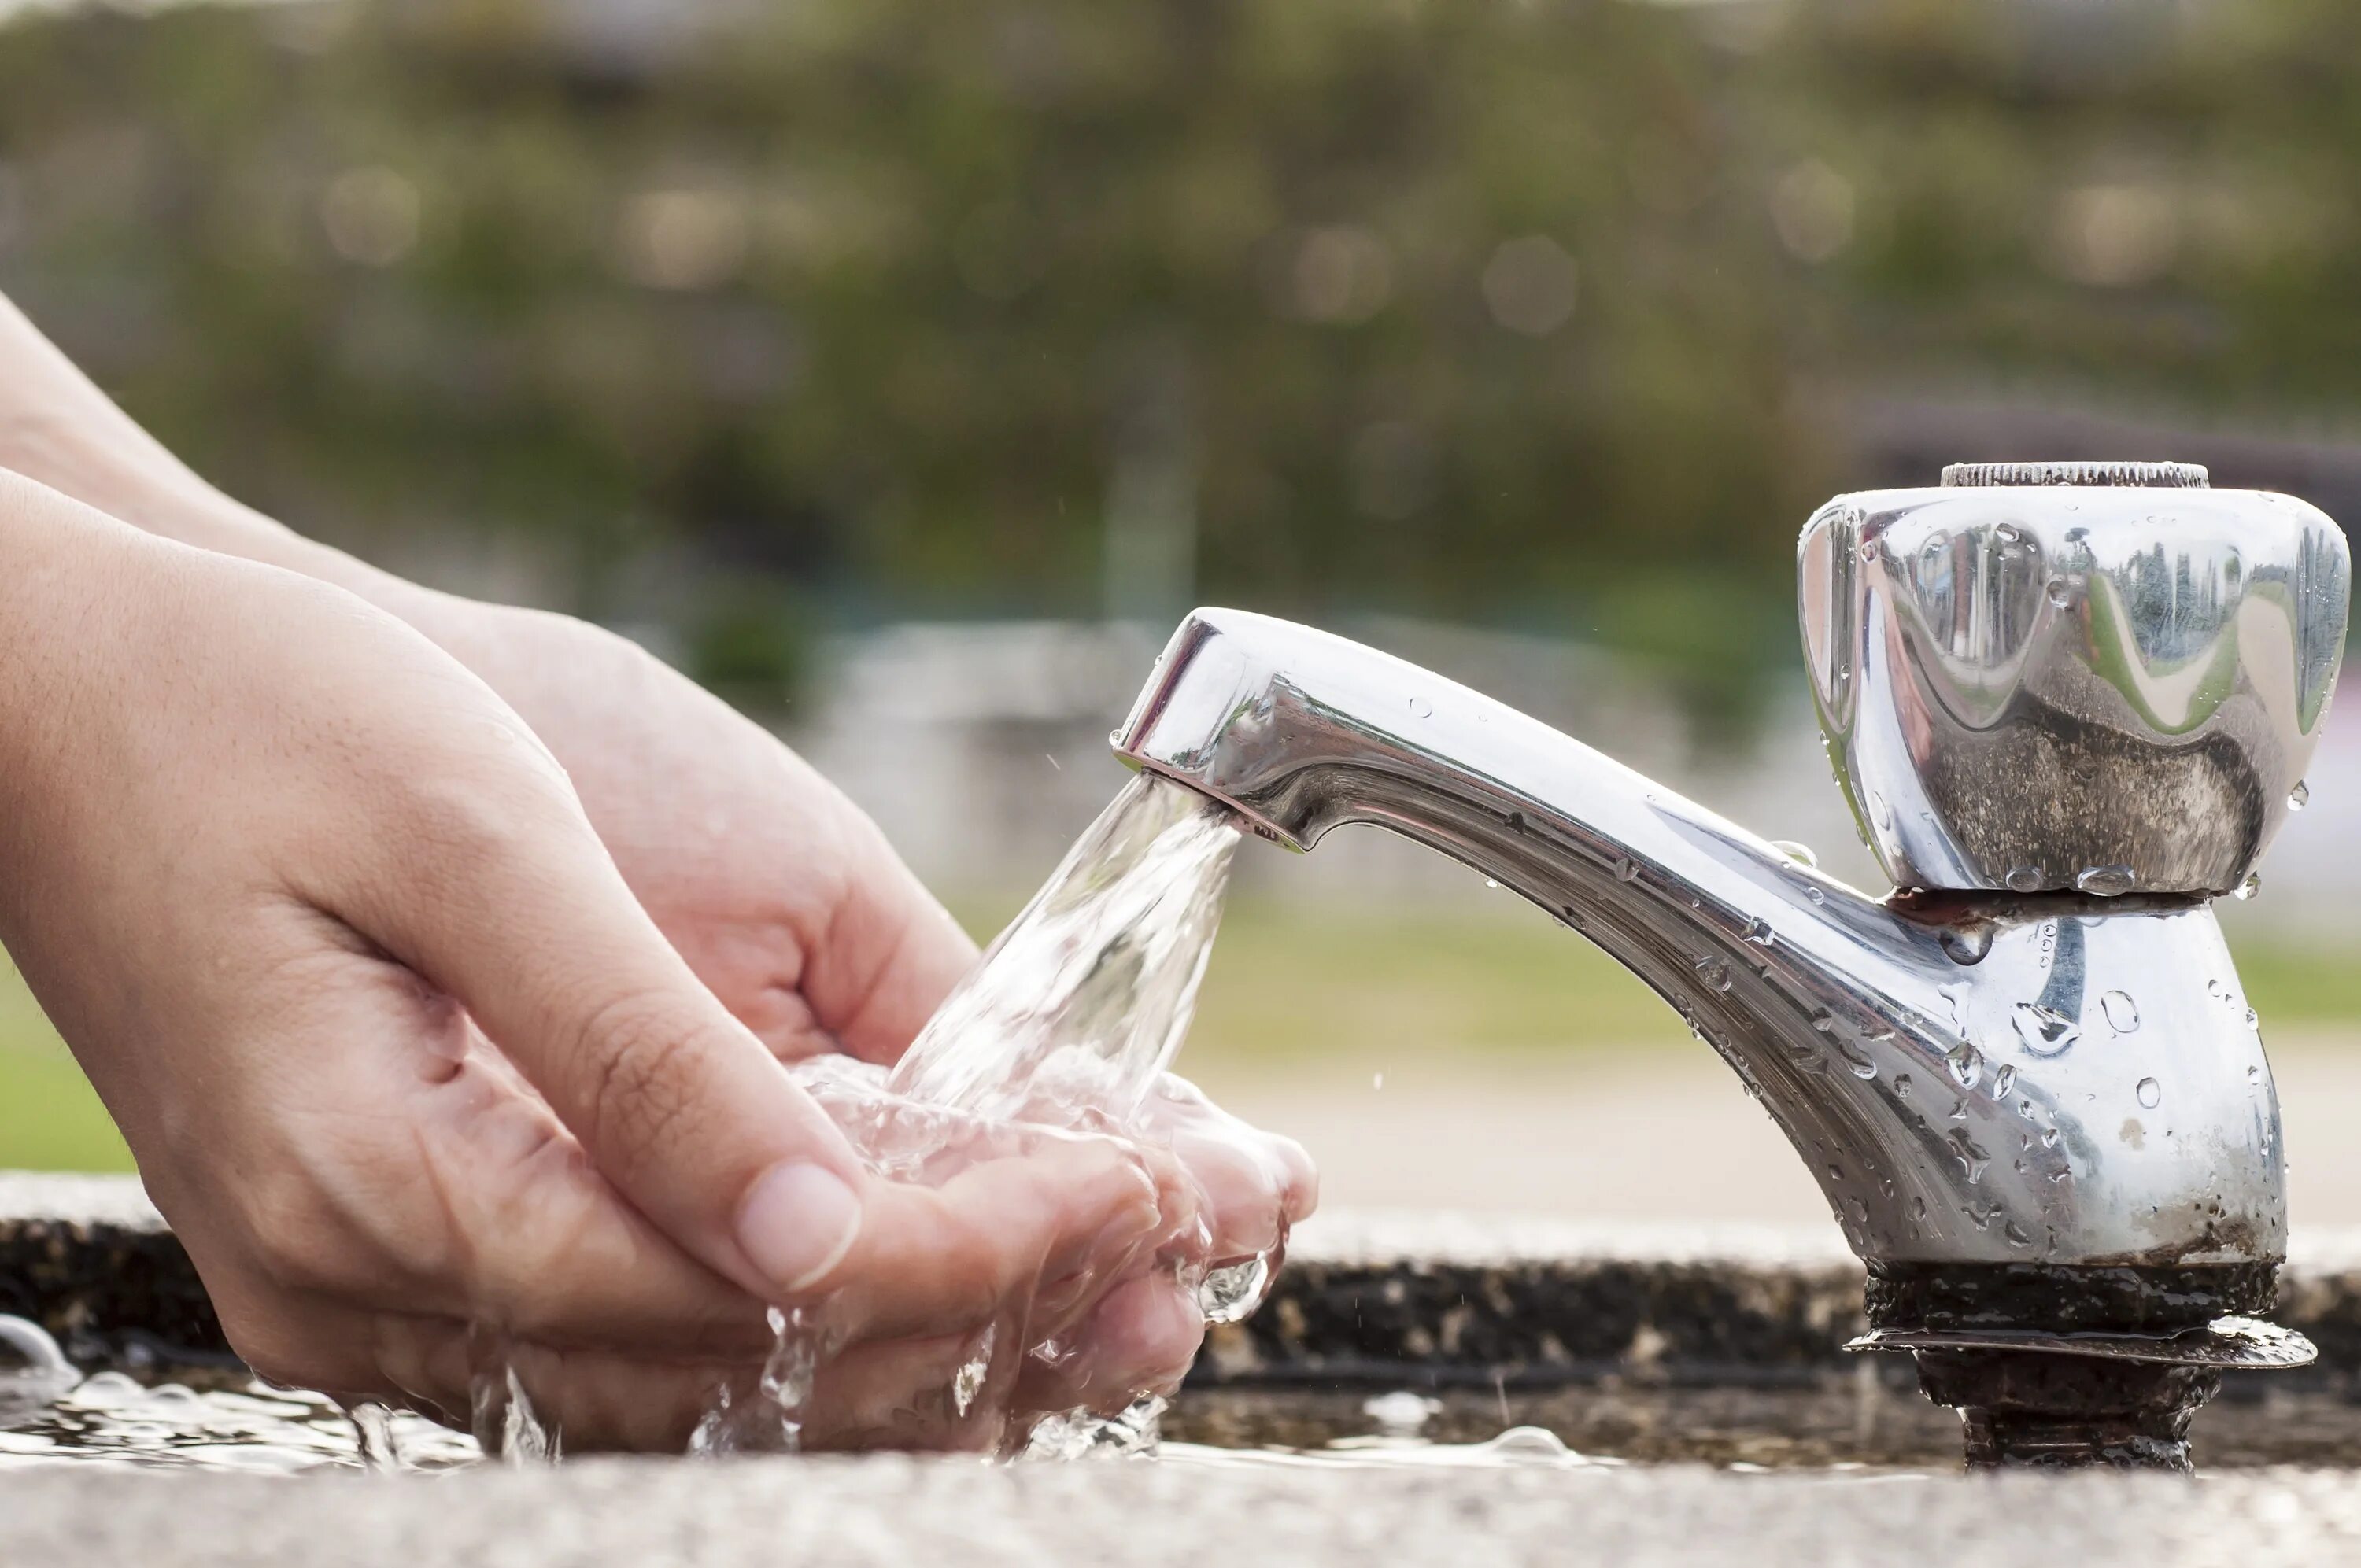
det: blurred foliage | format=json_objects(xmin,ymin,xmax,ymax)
[
  {"xmin": 0, "ymin": 0, "xmax": 2356, "ymax": 729},
  {"xmin": 686, "ymin": 576, "xmax": 811, "ymax": 711}
]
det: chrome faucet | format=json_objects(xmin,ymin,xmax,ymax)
[{"xmin": 1115, "ymin": 460, "xmax": 2350, "ymax": 1468}]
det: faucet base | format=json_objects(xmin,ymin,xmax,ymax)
[
  {"xmin": 1851, "ymin": 1264, "xmax": 2314, "ymax": 1471},
  {"xmin": 1915, "ymin": 1349, "xmax": 2217, "ymax": 1473}
]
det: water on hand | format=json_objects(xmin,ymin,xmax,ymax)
[{"xmin": 712, "ymin": 770, "xmax": 1265, "ymax": 1458}]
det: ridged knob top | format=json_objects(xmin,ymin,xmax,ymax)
[{"xmin": 1941, "ymin": 460, "xmax": 2209, "ymax": 489}]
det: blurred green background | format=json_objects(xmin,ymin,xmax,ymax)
[{"xmin": 3, "ymin": 0, "xmax": 2359, "ymax": 1173}]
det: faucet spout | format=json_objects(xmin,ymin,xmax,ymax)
[{"xmin": 1114, "ymin": 607, "xmax": 2284, "ymax": 1309}]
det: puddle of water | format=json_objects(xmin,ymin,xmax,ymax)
[
  {"xmin": 12, "ymin": 1329, "xmax": 2361, "ymax": 1477},
  {"xmin": 0, "ymin": 1363, "xmax": 474, "ymax": 1473}
]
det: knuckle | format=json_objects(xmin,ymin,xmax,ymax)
[
  {"xmin": 390, "ymin": 767, "xmax": 576, "ymax": 867},
  {"xmin": 571, "ymin": 989, "xmax": 715, "ymax": 1175}
]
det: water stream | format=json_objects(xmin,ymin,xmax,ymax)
[
  {"xmin": 743, "ymin": 769, "xmax": 1264, "ymax": 1457},
  {"xmin": 486, "ymin": 769, "xmax": 1263, "ymax": 1459}
]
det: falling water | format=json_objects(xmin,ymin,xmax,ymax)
[
  {"xmin": 888, "ymin": 769, "xmax": 1243, "ymax": 1121},
  {"xmin": 733, "ymin": 770, "xmax": 1261, "ymax": 1457}
]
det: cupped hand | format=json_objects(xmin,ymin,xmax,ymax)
[
  {"xmin": 0, "ymin": 470, "xmax": 1181, "ymax": 1449},
  {"xmin": 297, "ymin": 575, "xmax": 1320, "ymax": 1416},
  {"xmin": 0, "ymin": 290, "xmax": 1321, "ymax": 1440}
]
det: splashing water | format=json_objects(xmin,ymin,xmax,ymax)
[{"xmin": 715, "ymin": 771, "xmax": 1262, "ymax": 1458}]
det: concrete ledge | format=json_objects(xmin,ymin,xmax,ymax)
[
  {"xmin": 6, "ymin": 1454, "xmax": 2361, "ymax": 1567},
  {"xmin": 13, "ymin": 1174, "xmax": 2361, "ymax": 1390}
]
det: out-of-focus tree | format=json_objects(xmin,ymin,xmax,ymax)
[{"xmin": 0, "ymin": 0, "xmax": 2354, "ymax": 732}]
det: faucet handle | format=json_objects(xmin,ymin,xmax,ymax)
[{"xmin": 1800, "ymin": 462, "xmax": 2351, "ymax": 897}]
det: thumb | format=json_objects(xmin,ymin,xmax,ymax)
[
  {"xmin": 332, "ymin": 762, "xmax": 874, "ymax": 1304},
  {"xmin": 337, "ymin": 758, "xmax": 1166, "ymax": 1326}
]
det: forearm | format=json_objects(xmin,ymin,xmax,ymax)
[{"xmin": 0, "ymin": 293, "xmax": 421, "ymax": 611}]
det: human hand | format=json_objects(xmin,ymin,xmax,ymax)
[
  {"xmin": 0, "ymin": 292, "xmax": 1321, "ymax": 1431},
  {"xmin": 0, "ymin": 470, "xmax": 1182, "ymax": 1449}
]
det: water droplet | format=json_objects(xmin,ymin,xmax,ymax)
[
  {"xmin": 1834, "ymin": 1039, "xmax": 1878, "ymax": 1079},
  {"xmin": 1811, "ymin": 1008, "xmax": 1835, "ymax": 1032},
  {"xmin": 2247, "ymin": 1064, "xmax": 2262, "ymax": 1087},
  {"xmin": 1995, "ymin": 522, "xmax": 2021, "ymax": 544},
  {"xmin": 2012, "ymin": 1002, "xmax": 2080, "ymax": 1057},
  {"xmin": 1615, "ymin": 858, "xmax": 1639, "ymax": 883},
  {"xmin": 1941, "ymin": 927, "xmax": 1992, "ymax": 965},
  {"xmin": 2234, "ymin": 872, "xmax": 2262, "ymax": 901},
  {"xmin": 1483, "ymin": 877, "xmax": 1500, "ymax": 890},
  {"xmin": 1949, "ymin": 1097, "xmax": 1969, "ymax": 1120},
  {"xmin": 1857, "ymin": 537, "xmax": 1878, "ymax": 563},
  {"xmin": 1561, "ymin": 906, "xmax": 1585, "ymax": 928},
  {"xmin": 2289, "ymin": 780, "xmax": 2311, "ymax": 811},
  {"xmin": 2100, "ymin": 991, "xmax": 2139, "ymax": 1033},
  {"xmin": 1945, "ymin": 1042, "xmax": 1982, "ymax": 1090},
  {"xmin": 1695, "ymin": 956, "xmax": 1731, "ymax": 992},
  {"xmin": 1199, "ymin": 1255, "xmax": 1275, "ymax": 1326},
  {"xmin": 1946, "ymin": 1128, "xmax": 1992, "ymax": 1183},
  {"xmin": 2004, "ymin": 865, "xmax": 2044, "ymax": 893},
  {"xmin": 1805, "ymin": 886, "xmax": 1827, "ymax": 906},
  {"xmin": 1742, "ymin": 917, "xmax": 1774, "ymax": 946},
  {"xmin": 1408, "ymin": 695, "xmax": 1433, "ymax": 718},
  {"xmin": 2018, "ymin": 1099, "xmax": 2034, "ymax": 1120},
  {"xmin": 1894, "ymin": 1073, "xmax": 1913, "ymax": 1098},
  {"xmin": 1992, "ymin": 1064, "xmax": 2016, "ymax": 1098},
  {"xmin": 2137, "ymin": 1077, "xmax": 2163, "ymax": 1109},
  {"xmin": 951, "ymin": 1326, "xmax": 996, "ymax": 1416},
  {"xmin": 1770, "ymin": 839, "xmax": 1819, "ymax": 869},
  {"xmin": 1845, "ymin": 1196, "xmax": 1870, "ymax": 1223},
  {"xmin": 1868, "ymin": 791, "xmax": 1894, "ymax": 830},
  {"xmin": 2245, "ymin": 1007, "xmax": 2259, "ymax": 1031},
  {"xmin": 2046, "ymin": 577, "xmax": 2073, "ymax": 608},
  {"xmin": 2004, "ymin": 1220, "xmax": 2034, "ymax": 1249},
  {"xmin": 2076, "ymin": 865, "xmax": 2137, "ymax": 897},
  {"xmin": 1909, "ymin": 1196, "xmax": 1927, "ymax": 1223},
  {"xmin": 2041, "ymin": 1125, "xmax": 2060, "ymax": 1148},
  {"xmin": 2207, "ymin": 977, "xmax": 2222, "ymax": 996}
]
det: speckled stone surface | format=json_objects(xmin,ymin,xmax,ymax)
[{"xmin": 6, "ymin": 1455, "xmax": 2361, "ymax": 1566}]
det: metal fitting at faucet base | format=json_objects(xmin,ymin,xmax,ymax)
[{"xmin": 1915, "ymin": 1349, "xmax": 2220, "ymax": 1474}]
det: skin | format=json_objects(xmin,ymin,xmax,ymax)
[{"xmin": 0, "ymin": 295, "xmax": 1315, "ymax": 1448}]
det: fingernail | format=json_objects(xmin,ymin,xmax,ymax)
[{"xmin": 737, "ymin": 1163, "xmax": 863, "ymax": 1295}]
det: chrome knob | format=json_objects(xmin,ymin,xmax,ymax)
[{"xmin": 1799, "ymin": 462, "xmax": 2350, "ymax": 896}]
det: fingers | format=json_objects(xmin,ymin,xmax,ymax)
[
  {"xmin": 796, "ymin": 819, "xmax": 980, "ymax": 1066},
  {"xmin": 327, "ymin": 748, "xmax": 895, "ymax": 1305},
  {"xmin": 819, "ymin": 1132, "xmax": 1172, "ymax": 1342},
  {"xmin": 1139, "ymin": 1075, "xmax": 1320, "ymax": 1259},
  {"xmin": 1013, "ymin": 1275, "xmax": 1205, "ymax": 1416}
]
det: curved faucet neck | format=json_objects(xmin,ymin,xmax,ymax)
[{"xmin": 1114, "ymin": 608, "xmax": 2283, "ymax": 1276}]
